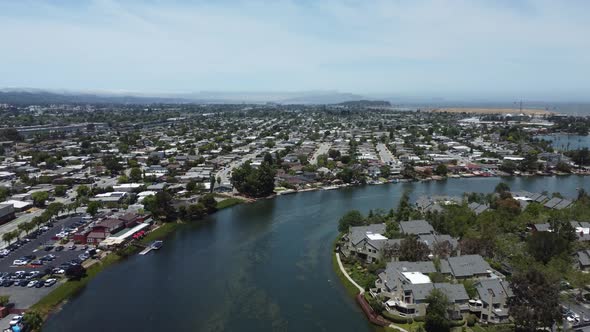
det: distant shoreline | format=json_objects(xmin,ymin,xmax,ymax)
[{"xmin": 430, "ymin": 107, "xmax": 552, "ymax": 115}]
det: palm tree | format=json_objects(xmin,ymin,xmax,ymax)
[{"xmin": 1, "ymin": 232, "xmax": 14, "ymax": 246}]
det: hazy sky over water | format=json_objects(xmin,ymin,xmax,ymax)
[{"xmin": 1, "ymin": 0, "xmax": 589, "ymax": 100}]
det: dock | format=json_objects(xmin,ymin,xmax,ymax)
[
  {"xmin": 139, "ymin": 240, "xmax": 163, "ymax": 255},
  {"xmin": 138, "ymin": 247, "xmax": 153, "ymax": 255}
]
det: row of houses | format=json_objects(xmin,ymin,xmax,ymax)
[{"xmin": 340, "ymin": 219, "xmax": 511, "ymax": 325}]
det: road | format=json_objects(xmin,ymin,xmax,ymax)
[
  {"xmin": 0, "ymin": 210, "xmax": 43, "ymax": 249},
  {"xmin": 214, "ymin": 151, "xmax": 259, "ymax": 189},
  {"xmin": 309, "ymin": 142, "xmax": 331, "ymax": 165},
  {"xmin": 376, "ymin": 143, "xmax": 397, "ymax": 165}
]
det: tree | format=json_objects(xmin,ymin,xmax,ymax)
[
  {"xmin": 384, "ymin": 221, "xmax": 401, "ymax": 238},
  {"xmin": 65, "ymin": 264, "xmax": 87, "ymax": 280},
  {"xmin": 86, "ymin": 201, "xmax": 101, "ymax": 217},
  {"xmin": 182, "ymin": 203, "xmax": 206, "ymax": 221},
  {"xmin": 54, "ymin": 185, "xmax": 67, "ymax": 197},
  {"xmin": 509, "ymin": 267, "xmax": 561, "ymax": 331},
  {"xmin": 102, "ymin": 155, "xmax": 123, "ymax": 174},
  {"xmin": 494, "ymin": 182, "xmax": 511, "ymax": 194},
  {"xmin": 499, "ymin": 160, "xmax": 517, "ymax": 174},
  {"xmin": 425, "ymin": 289, "xmax": 450, "ymax": 332},
  {"xmin": 129, "ymin": 167, "xmax": 142, "ymax": 182},
  {"xmin": 338, "ymin": 210, "xmax": 364, "ymax": 232},
  {"xmin": 380, "ymin": 165, "xmax": 391, "ymax": 178},
  {"xmin": 186, "ymin": 180, "xmax": 197, "ymax": 192},
  {"xmin": 399, "ymin": 236, "xmax": 430, "ymax": 261},
  {"xmin": 31, "ymin": 191, "xmax": 49, "ymax": 207},
  {"xmin": 434, "ymin": 164, "xmax": 448, "ymax": 176},
  {"xmin": 382, "ymin": 242, "xmax": 400, "ymax": 260},
  {"xmin": 0, "ymin": 295, "xmax": 9, "ymax": 307},
  {"xmin": 76, "ymin": 185, "xmax": 90, "ymax": 199},
  {"xmin": 2, "ymin": 231, "xmax": 15, "ymax": 245},
  {"xmin": 143, "ymin": 191, "xmax": 176, "ymax": 222},
  {"xmin": 23, "ymin": 310, "xmax": 43, "ymax": 332},
  {"xmin": 230, "ymin": 161, "xmax": 276, "ymax": 198},
  {"xmin": 395, "ymin": 191, "xmax": 413, "ymax": 221},
  {"xmin": 433, "ymin": 240, "xmax": 453, "ymax": 258},
  {"xmin": 198, "ymin": 193, "xmax": 218, "ymax": 214},
  {"xmin": 555, "ymin": 161, "xmax": 571, "ymax": 173}
]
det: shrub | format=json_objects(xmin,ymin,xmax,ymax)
[
  {"xmin": 413, "ymin": 316, "xmax": 425, "ymax": 322},
  {"xmin": 449, "ymin": 319, "xmax": 465, "ymax": 327},
  {"xmin": 466, "ymin": 314, "xmax": 477, "ymax": 327},
  {"xmin": 382, "ymin": 311, "xmax": 413, "ymax": 324}
]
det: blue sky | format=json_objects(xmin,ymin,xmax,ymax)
[{"xmin": 0, "ymin": 0, "xmax": 589, "ymax": 101}]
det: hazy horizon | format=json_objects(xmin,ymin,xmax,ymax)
[{"xmin": 1, "ymin": 1, "xmax": 590, "ymax": 101}]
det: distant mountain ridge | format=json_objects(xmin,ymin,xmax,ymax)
[
  {"xmin": 336, "ymin": 100, "xmax": 391, "ymax": 107},
  {"xmin": 0, "ymin": 89, "xmax": 370, "ymax": 105}
]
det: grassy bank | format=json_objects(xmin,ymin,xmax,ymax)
[
  {"xmin": 216, "ymin": 197, "xmax": 244, "ymax": 210},
  {"xmin": 31, "ymin": 253, "xmax": 122, "ymax": 317},
  {"xmin": 331, "ymin": 234, "xmax": 361, "ymax": 298}
]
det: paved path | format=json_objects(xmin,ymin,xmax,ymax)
[
  {"xmin": 309, "ymin": 142, "xmax": 331, "ymax": 165},
  {"xmin": 335, "ymin": 253, "xmax": 364, "ymax": 294},
  {"xmin": 336, "ymin": 253, "xmax": 410, "ymax": 332},
  {"xmin": 376, "ymin": 143, "xmax": 397, "ymax": 165}
]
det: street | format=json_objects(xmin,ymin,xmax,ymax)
[{"xmin": 309, "ymin": 142, "xmax": 331, "ymax": 165}]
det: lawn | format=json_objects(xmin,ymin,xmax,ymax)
[{"xmin": 216, "ymin": 197, "xmax": 244, "ymax": 210}]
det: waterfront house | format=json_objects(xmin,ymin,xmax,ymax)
[
  {"xmin": 340, "ymin": 224, "xmax": 401, "ymax": 263},
  {"xmin": 374, "ymin": 260, "xmax": 469, "ymax": 318}
]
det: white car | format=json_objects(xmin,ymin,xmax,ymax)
[
  {"xmin": 9, "ymin": 315, "xmax": 22, "ymax": 326},
  {"xmin": 27, "ymin": 280, "xmax": 38, "ymax": 287},
  {"xmin": 13, "ymin": 259, "xmax": 28, "ymax": 266},
  {"xmin": 44, "ymin": 278, "xmax": 57, "ymax": 287}
]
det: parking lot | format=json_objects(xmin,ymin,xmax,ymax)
[{"xmin": 0, "ymin": 214, "xmax": 95, "ymax": 309}]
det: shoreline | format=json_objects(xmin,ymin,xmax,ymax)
[
  {"xmin": 35, "ymin": 174, "xmax": 586, "ymax": 327},
  {"xmin": 33, "ymin": 196, "xmax": 246, "ymax": 324}
]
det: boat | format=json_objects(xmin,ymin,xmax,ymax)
[{"xmin": 151, "ymin": 240, "xmax": 163, "ymax": 250}]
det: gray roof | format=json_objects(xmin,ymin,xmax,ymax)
[
  {"xmin": 404, "ymin": 283, "xmax": 468, "ymax": 303},
  {"xmin": 367, "ymin": 238, "xmax": 402, "ymax": 251},
  {"xmin": 544, "ymin": 197, "xmax": 562, "ymax": 208},
  {"xmin": 405, "ymin": 283, "xmax": 434, "ymax": 302},
  {"xmin": 446, "ymin": 255, "xmax": 491, "ymax": 278},
  {"xmin": 400, "ymin": 220, "xmax": 434, "ymax": 235},
  {"xmin": 577, "ymin": 250, "xmax": 590, "ymax": 267},
  {"xmin": 475, "ymin": 279, "xmax": 513, "ymax": 305},
  {"xmin": 347, "ymin": 223, "xmax": 387, "ymax": 246},
  {"xmin": 434, "ymin": 283, "xmax": 469, "ymax": 303},
  {"xmin": 468, "ymin": 202, "xmax": 489, "ymax": 215},
  {"xmin": 382, "ymin": 260, "xmax": 437, "ymax": 287},
  {"xmin": 533, "ymin": 223, "xmax": 551, "ymax": 232}
]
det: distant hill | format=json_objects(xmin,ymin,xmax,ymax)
[
  {"xmin": 336, "ymin": 100, "xmax": 391, "ymax": 107},
  {"xmin": 0, "ymin": 90, "xmax": 192, "ymax": 105},
  {"xmin": 0, "ymin": 89, "xmax": 368, "ymax": 105}
]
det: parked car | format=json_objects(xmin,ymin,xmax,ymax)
[
  {"xmin": 18, "ymin": 279, "xmax": 28, "ymax": 287},
  {"xmin": 13, "ymin": 259, "xmax": 28, "ymax": 266},
  {"xmin": 9, "ymin": 315, "xmax": 22, "ymax": 326},
  {"xmin": 44, "ymin": 278, "xmax": 57, "ymax": 287},
  {"xmin": 68, "ymin": 244, "xmax": 76, "ymax": 250},
  {"xmin": 27, "ymin": 280, "xmax": 38, "ymax": 287},
  {"xmin": 35, "ymin": 281, "xmax": 44, "ymax": 288},
  {"xmin": 55, "ymin": 246, "xmax": 64, "ymax": 251},
  {"xmin": 31, "ymin": 260, "xmax": 43, "ymax": 266}
]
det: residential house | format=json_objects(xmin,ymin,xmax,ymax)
[{"xmin": 471, "ymin": 279, "xmax": 513, "ymax": 324}]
